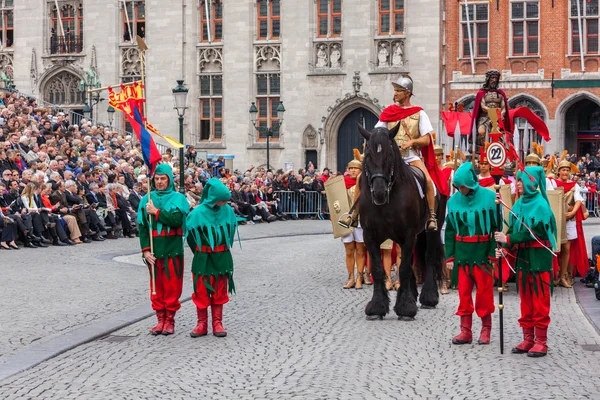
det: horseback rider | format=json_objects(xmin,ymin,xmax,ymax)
[{"xmin": 340, "ymin": 75, "xmax": 447, "ymax": 231}]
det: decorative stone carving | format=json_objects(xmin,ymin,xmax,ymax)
[
  {"xmin": 0, "ymin": 53, "xmax": 13, "ymax": 77},
  {"xmin": 30, "ymin": 48, "xmax": 38, "ymax": 87},
  {"xmin": 352, "ymin": 71, "xmax": 362, "ymax": 94},
  {"xmin": 374, "ymin": 39, "xmax": 408, "ymax": 70},
  {"xmin": 43, "ymin": 71, "xmax": 85, "ymax": 105},
  {"xmin": 313, "ymin": 42, "xmax": 343, "ymax": 70},
  {"xmin": 255, "ymin": 45, "xmax": 281, "ymax": 71},
  {"xmin": 198, "ymin": 47, "xmax": 223, "ymax": 73},
  {"xmin": 302, "ymin": 124, "xmax": 318, "ymax": 148},
  {"xmin": 121, "ymin": 46, "xmax": 143, "ymax": 79}
]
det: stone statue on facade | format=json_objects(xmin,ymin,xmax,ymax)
[
  {"xmin": 316, "ymin": 44, "xmax": 328, "ymax": 68},
  {"xmin": 377, "ymin": 43, "xmax": 389, "ymax": 68},
  {"xmin": 330, "ymin": 44, "xmax": 341, "ymax": 68},
  {"xmin": 392, "ymin": 43, "xmax": 403, "ymax": 67}
]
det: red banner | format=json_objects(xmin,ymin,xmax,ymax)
[{"xmin": 440, "ymin": 111, "xmax": 472, "ymax": 137}]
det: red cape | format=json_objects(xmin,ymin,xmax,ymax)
[
  {"xmin": 379, "ymin": 105, "xmax": 423, "ymax": 123},
  {"xmin": 470, "ymin": 89, "xmax": 512, "ymax": 133},
  {"xmin": 344, "ymin": 175, "xmax": 357, "ymax": 189},
  {"xmin": 556, "ymin": 180, "xmax": 588, "ymax": 277}
]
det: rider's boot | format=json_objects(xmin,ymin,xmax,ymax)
[{"xmin": 425, "ymin": 178, "xmax": 437, "ymax": 231}]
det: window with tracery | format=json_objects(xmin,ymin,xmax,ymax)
[
  {"xmin": 256, "ymin": 73, "xmax": 280, "ymax": 139},
  {"xmin": 0, "ymin": 0, "xmax": 13, "ymax": 49},
  {"xmin": 199, "ymin": 75, "xmax": 223, "ymax": 141},
  {"xmin": 378, "ymin": 0, "xmax": 404, "ymax": 35},
  {"xmin": 123, "ymin": 1, "xmax": 145, "ymax": 42},
  {"xmin": 50, "ymin": 2, "xmax": 84, "ymax": 55},
  {"xmin": 44, "ymin": 72, "xmax": 85, "ymax": 105},
  {"xmin": 317, "ymin": 0, "xmax": 341, "ymax": 38}
]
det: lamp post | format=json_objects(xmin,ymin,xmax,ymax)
[
  {"xmin": 107, "ymin": 106, "xmax": 115, "ymax": 130},
  {"xmin": 249, "ymin": 101, "xmax": 285, "ymax": 171},
  {"xmin": 82, "ymin": 103, "xmax": 91, "ymax": 121},
  {"xmin": 172, "ymin": 80, "xmax": 189, "ymax": 194},
  {"xmin": 79, "ymin": 66, "xmax": 102, "ymax": 123}
]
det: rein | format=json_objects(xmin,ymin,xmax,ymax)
[{"xmin": 364, "ymin": 143, "xmax": 396, "ymax": 204}]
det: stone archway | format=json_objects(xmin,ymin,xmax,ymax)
[
  {"xmin": 321, "ymin": 94, "xmax": 382, "ymax": 171},
  {"xmin": 556, "ymin": 91, "xmax": 600, "ymax": 154}
]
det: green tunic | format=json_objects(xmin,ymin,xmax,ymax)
[
  {"xmin": 186, "ymin": 178, "xmax": 239, "ymax": 294},
  {"xmin": 138, "ymin": 163, "xmax": 191, "ymax": 279},
  {"xmin": 503, "ymin": 166, "xmax": 557, "ymax": 294},
  {"xmin": 444, "ymin": 162, "xmax": 499, "ymax": 285}
]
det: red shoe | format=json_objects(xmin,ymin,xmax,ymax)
[
  {"xmin": 478, "ymin": 315, "xmax": 492, "ymax": 345},
  {"xmin": 190, "ymin": 308, "xmax": 208, "ymax": 338},
  {"xmin": 162, "ymin": 310, "xmax": 176, "ymax": 335},
  {"xmin": 511, "ymin": 327, "xmax": 534, "ymax": 354},
  {"xmin": 211, "ymin": 304, "xmax": 227, "ymax": 337},
  {"xmin": 452, "ymin": 315, "xmax": 472, "ymax": 344},
  {"xmin": 527, "ymin": 327, "xmax": 548, "ymax": 357},
  {"xmin": 149, "ymin": 310, "xmax": 165, "ymax": 335}
]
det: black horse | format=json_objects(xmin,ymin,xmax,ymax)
[{"xmin": 357, "ymin": 123, "xmax": 445, "ymax": 320}]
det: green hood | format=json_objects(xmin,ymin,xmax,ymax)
[
  {"xmin": 512, "ymin": 166, "xmax": 557, "ymax": 250},
  {"xmin": 453, "ymin": 161, "xmax": 479, "ymax": 190},
  {"xmin": 447, "ymin": 162, "xmax": 497, "ymax": 236},
  {"xmin": 200, "ymin": 178, "xmax": 231, "ymax": 207},
  {"xmin": 186, "ymin": 178, "xmax": 238, "ymax": 251},
  {"xmin": 138, "ymin": 163, "xmax": 190, "ymax": 234}
]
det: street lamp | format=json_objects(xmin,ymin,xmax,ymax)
[
  {"xmin": 107, "ymin": 105, "xmax": 115, "ymax": 130},
  {"xmin": 249, "ymin": 101, "xmax": 285, "ymax": 171},
  {"xmin": 79, "ymin": 66, "xmax": 102, "ymax": 123},
  {"xmin": 172, "ymin": 80, "xmax": 189, "ymax": 193},
  {"xmin": 82, "ymin": 103, "xmax": 91, "ymax": 120}
]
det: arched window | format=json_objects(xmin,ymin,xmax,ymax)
[
  {"xmin": 50, "ymin": 2, "xmax": 83, "ymax": 54},
  {"xmin": 44, "ymin": 72, "xmax": 85, "ymax": 105}
]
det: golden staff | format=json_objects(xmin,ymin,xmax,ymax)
[{"xmin": 136, "ymin": 35, "xmax": 156, "ymax": 296}]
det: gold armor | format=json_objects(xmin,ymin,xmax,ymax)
[{"xmin": 389, "ymin": 112, "xmax": 421, "ymax": 158}]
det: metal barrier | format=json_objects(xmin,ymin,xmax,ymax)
[
  {"xmin": 274, "ymin": 190, "xmax": 325, "ymax": 218},
  {"xmin": 585, "ymin": 191, "xmax": 599, "ymax": 218}
]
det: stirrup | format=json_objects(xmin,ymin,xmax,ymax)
[{"xmin": 426, "ymin": 215, "xmax": 438, "ymax": 231}]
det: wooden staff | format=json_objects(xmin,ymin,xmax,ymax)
[{"xmin": 136, "ymin": 35, "xmax": 156, "ymax": 295}]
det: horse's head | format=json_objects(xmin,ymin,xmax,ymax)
[{"xmin": 358, "ymin": 123, "xmax": 400, "ymax": 206}]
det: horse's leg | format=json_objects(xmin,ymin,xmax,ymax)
[
  {"xmin": 364, "ymin": 233, "xmax": 389, "ymax": 320},
  {"xmin": 420, "ymin": 230, "xmax": 442, "ymax": 309},
  {"xmin": 394, "ymin": 239, "xmax": 419, "ymax": 320}
]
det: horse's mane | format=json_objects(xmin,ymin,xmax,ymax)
[{"xmin": 363, "ymin": 128, "xmax": 408, "ymax": 182}]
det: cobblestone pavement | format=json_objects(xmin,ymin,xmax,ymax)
[
  {"xmin": 2, "ymin": 224, "xmax": 600, "ymax": 399},
  {"xmin": 0, "ymin": 221, "xmax": 331, "ymax": 363}
]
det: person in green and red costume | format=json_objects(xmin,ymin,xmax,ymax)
[
  {"xmin": 445, "ymin": 162, "xmax": 498, "ymax": 345},
  {"xmin": 495, "ymin": 166, "xmax": 557, "ymax": 358},
  {"xmin": 187, "ymin": 178, "xmax": 239, "ymax": 338},
  {"xmin": 138, "ymin": 164, "xmax": 190, "ymax": 336}
]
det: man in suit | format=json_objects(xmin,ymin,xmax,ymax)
[
  {"xmin": 86, "ymin": 182, "xmax": 117, "ymax": 239},
  {"xmin": 230, "ymin": 183, "xmax": 256, "ymax": 222},
  {"xmin": 52, "ymin": 180, "xmax": 94, "ymax": 243},
  {"xmin": 129, "ymin": 182, "xmax": 143, "ymax": 211},
  {"xmin": 107, "ymin": 183, "xmax": 134, "ymax": 238}
]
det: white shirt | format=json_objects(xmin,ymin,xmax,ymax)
[
  {"xmin": 375, "ymin": 110, "xmax": 434, "ymax": 163},
  {"xmin": 546, "ymin": 178, "xmax": 557, "ymax": 191}
]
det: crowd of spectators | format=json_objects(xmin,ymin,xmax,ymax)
[{"xmin": 0, "ymin": 90, "xmax": 335, "ymax": 250}]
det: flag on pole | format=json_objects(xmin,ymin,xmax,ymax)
[{"xmin": 128, "ymin": 105, "xmax": 162, "ymax": 173}]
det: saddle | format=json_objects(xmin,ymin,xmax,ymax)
[{"xmin": 409, "ymin": 166, "xmax": 427, "ymax": 199}]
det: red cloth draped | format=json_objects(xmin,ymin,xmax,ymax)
[
  {"xmin": 423, "ymin": 135, "xmax": 450, "ymax": 197},
  {"xmin": 344, "ymin": 176, "xmax": 357, "ymax": 189},
  {"xmin": 509, "ymin": 107, "xmax": 551, "ymax": 142},
  {"xmin": 570, "ymin": 208, "xmax": 589, "ymax": 277},
  {"xmin": 440, "ymin": 111, "xmax": 473, "ymax": 137},
  {"xmin": 379, "ymin": 105, "xmax": 423, "ymax": 123},
  {"xmin": 478, "ymin": 176, "xmax": 496, "ymax": 188},
  {"xmin": 556, "ymin": 181, "xmax": 588, "ymax": 277},
  {"xmin": 470, "ymin": 89, "xmax": 512, "ymax": 133}
]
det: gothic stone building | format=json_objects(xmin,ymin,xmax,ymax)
[
  {"xmin": 443, "ymin": 0, "xmax": 600, "ymax": 157},
  {"xmin": 7, "ymin": 0, "xmax": 441, "ymax": 172}
]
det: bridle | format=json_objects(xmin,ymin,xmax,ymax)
[{"xmin": 363, "ymin": 143, "xmax": 395, "ymax": 205}]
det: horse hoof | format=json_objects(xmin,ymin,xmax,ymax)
[
  {"xmin": 398, "ymin": 316, "xmax": 415, "ymax": 321},
  {"xmin": 366, "ymin": 315, "xmax": 384, "ymax": 321},
  {"xmin": 420, "ymin": 305, "xmax": 436, "ymax": 310}
]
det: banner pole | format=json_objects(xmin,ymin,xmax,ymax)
[{"xmin": 136, "ymin": 36, "xmax": 156, "ymax": 296}]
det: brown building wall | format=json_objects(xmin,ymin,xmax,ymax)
[{"xmin": 442, "ymin": 0, "xmax": 600, "ymax": 155}]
